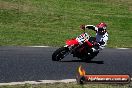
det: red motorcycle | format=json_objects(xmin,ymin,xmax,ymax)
[{"xmin": 52, "ymin": 29, "xmax": 99, "ymax": 61}]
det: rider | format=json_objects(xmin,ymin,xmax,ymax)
[{"xmin": 80, "ymin": 22, "xmax": 108, "ymax": 53}]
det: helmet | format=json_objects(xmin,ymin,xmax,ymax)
[{"xmin": 96, "ymin": 22, "xmax": 107, "ymax": 35}]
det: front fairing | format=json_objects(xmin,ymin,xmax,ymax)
[
  {"xmin": 65, "ymin": 33, "xmax": 92, "ymax": 47},
  {"xmin": 66, "ymin": 38, "xmax": 79, "ymax": 46}
]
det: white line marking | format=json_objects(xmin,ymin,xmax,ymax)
[
  {"xmin": 28, "ymin": 46, "xmax": 131, "ymax": 49},
  {"xmin": 0, "ymin": 78, "xmax": 131, "ymax": 85},
  {"xmin": 0, "ymin": 79, "xmax": 76, "ymax": 86},
  {"xmin": 28, "ymin": 46, "xmax": 50, "ymax": 48},
  {"xmin": 117, "ymin": 48, "xmax": 130, "ymax": 49}
]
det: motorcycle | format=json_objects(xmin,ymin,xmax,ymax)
[{"xmin": 52, "ymin": 29, "xmax": 99, "ymax": 61}]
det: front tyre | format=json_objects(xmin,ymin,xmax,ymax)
[{"xmin": 52, "ymin": 47, "xmax": 69, "ymax": 61}]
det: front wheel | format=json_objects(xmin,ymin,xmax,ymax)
[{"xmin": 52, "ymin": 47, "xmax": 69, "ymax": 61}]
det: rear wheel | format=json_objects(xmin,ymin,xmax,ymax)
[
  {"xmin": 52, "ymin": 47, "xmax": 69, "ymax": 61},
  {"xmin": 85, "ymin": 51, "xmax": 99, "ymax": 61}
]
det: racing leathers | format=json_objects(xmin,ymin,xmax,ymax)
[{"xmin": 85, "ymin": 25, "xmax": 108, "ymax": 52}]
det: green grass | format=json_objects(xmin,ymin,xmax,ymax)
[
  {"xmin": 0, "ymin": 0, "xmax": 132, "ymax": 47},
  {"xmin": 0, "ymin": 82, "xmax": 132, "ymax": 88}
]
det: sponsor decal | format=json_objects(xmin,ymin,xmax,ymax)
[{"xmin": 76, "ymin": 66, "xmax": 131, "ymax": 84}]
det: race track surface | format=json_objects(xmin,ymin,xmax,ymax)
[{"xmin": 0, "ymin": 47, "xmax": 132, "ymax": 83}]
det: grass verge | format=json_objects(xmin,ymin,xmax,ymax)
[
  {"xmin": 0, "ymin": 0, "xmax": 132, "ymax": 47},
  {"xmin": 0, "ymin": 82, "xmax": 132, "ymax": 88}
]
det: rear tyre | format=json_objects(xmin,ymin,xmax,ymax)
[
  {"xmin": 85, "ymin": 51, "xmax": 99, "ymax": 62},
  {"xmin": 52, "ymin": 47, "xmax": 69, "ymax": 61},
  {"xmin": 91, "ymin": 51, "xmax": 99, "ymax": 58}
]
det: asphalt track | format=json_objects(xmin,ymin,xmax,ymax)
[{"xmin": 0, "ymin": 46, "xmax": 132, "ymax": 83}]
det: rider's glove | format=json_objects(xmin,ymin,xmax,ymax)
[{"xmin": 80, "ymin": 24, "xmax": 85, "ymax": 30}]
